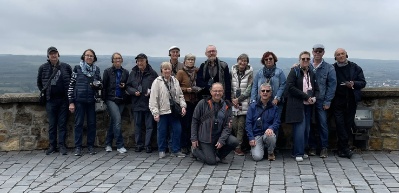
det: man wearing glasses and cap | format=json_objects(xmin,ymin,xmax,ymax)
[
  {"xmin": 307, "ymin": 44, "xmax": 337, "ymax": 158},
  {"xmin": 37, "ymin": 46, "xmax": 72, "ymax": 155}
]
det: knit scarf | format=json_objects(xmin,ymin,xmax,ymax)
[
  {"xmin": 183, "ymin": 66, "xmax": 197, "ymax": 86},
  {"xmin": 263, "ymin": 65, "xmax": 276, "ymax": 82},
  {"xmin": 80, "ymin": 61, "xmax": 96, "ymax": 77}
]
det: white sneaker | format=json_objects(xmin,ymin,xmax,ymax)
[
  {"xmin": 117, "ymin": 147, "xmax": 127, "ymax": 153},
  {"xmin": 303, "ymin": 154, "xmax": 309, "ymax": 159},
  {"xmin": 105, "ymin": 146, "xmax": 112, "ymax": 152},
  {"xmin": 295, "ymin": 156, "xmax": 303, "ymax": 162}
]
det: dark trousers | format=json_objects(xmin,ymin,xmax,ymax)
[
  {"xmin": 74, "ymin": 102, "xmax": 96, "ymax": 148},
  {"xmin": 193, "ymin": 135, "xmax": 239, "ymax": 165},
  {"xmin": 105, "ymin": 100, "xmax": 125, "ymax": 148},
  {"xmin": 332, "ymin": 96, "xmax": 357, "ymax": 151},
  {"xmin": 180, "ymin": 102, "xmax": 196, "ymax": 149},
  {"xmin": 133, "ymin": 111, "xmax": 154, "ymax": 148},
  {"xmin": 46, "ymin": 98, "xmax": 69, "ymax": 148}
]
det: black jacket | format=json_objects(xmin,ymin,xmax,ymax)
[
  {"xmin": 102, "ymin": 66, "xmax": 129, "ymax": 102},
  {"xmin": 126, "ymin": 64, "xmax": 158, "ymax": 111},
  {"xmin": 37, "ymin": 60, "xmax": 72, "ymax": 100},
  {"xmin": 333, "ymin": 61, "xmax": 366, "ymax": 102}
]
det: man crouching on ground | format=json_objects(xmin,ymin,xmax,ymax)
[{"xmin": 191, "ymin": 83, "xmax": 239, "ymax": 165}]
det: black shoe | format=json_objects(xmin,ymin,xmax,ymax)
[
  {"xmin": 135, "ymin": 146, "xmax": 143, "ymax": 152},
  {"xmin": 145, "ymin": 146, "xmax": 152, "ymax": 153},
  {"xmin": 88, "ymin": 146, "xmax": 97, "ymax": 155},
  {"xmin": 46, "ymin": 146, "xmax": 56, "ymax": 155},
  {"xmin": 338, "ymin": 149, "xmax": 353, "ymax": 159},
  {"xmin": 74, "ymin": 147, "xmax": 82, "ymax": 156},
  {"xmin": 60, "ymin": 146, "xmax": 68, "ymax": 155}
]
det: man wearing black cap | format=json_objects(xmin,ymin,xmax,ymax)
[
  {"xmin": 168, "ymin": 46, "xmax": 184, "ymax": 76},
  {"xmin": 126, "ymin": 53, "xmax": 158, "ymax": 153},
  {"xmin": 37, "ymin": 46, "xmax": 72, "ymax": 155}
]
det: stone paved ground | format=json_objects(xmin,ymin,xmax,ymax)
[{"xmin": 0, "ymin": 149, "xmax": 399, "ymax": 193}]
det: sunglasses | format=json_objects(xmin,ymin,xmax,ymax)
[
  {"xmin": 261, "ymin": 89, "xmax": 271, "ymax": 93},
  {"xmin": 301, "ymin": 58, "xmax": 310, "ymax": 61},
  {"xmin": 314, "ymin": 49, "xmax": 324, "ymax": 54},
  {"xmin": 264, "ymin": 58, "xmax": 274, "ymax": 61}
]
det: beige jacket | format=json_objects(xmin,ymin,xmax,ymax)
[{"xmin": 149, "ymin": 76, "xmax": 186, "ymax": 116}]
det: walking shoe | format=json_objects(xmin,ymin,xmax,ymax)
[
  {"xmin": 74, "ymin": 147, "xmax": 82, "ymax": 156},
  {"xmin": 145, "ymin": 146, "xmax": 152, "ymax": 153},
  {"xmin": 159, "ymin": 151, "xmax": 166, "ymax": 159},
  {"xmin": 320, "ymin": 148, "xmax": 328, "ymax": 158},
  {"xmin": 117, "ymin": 147, "xmax": 127, "ymax": 154},
  {"xmin": 60, "ymin": 146, "xmax": 68, "ymax": 155},
  {"xmin": 88, "ymin": 146, "xmax": 96, "ymax": 155},
  {"xmin": 181, "ymin": 147, "xmax": 189, "ymax": 155},
  {"xmin": 171, "ymin": 152, "xmax": 186, "ymax": 158},
  {"xmin": 295, "ymin": 156, "xmax": 303, "ymax": 162},
  {"xmin": 268, "ymin": 153, "xmax": 276, "ymax": 161},
  {"xmin": 303, "ymin": 154, "xmax": 309, "ymax": 159},
  {"xmin": 216, "ymin": 156, "xmax": 228, "ymax": 164},
  {"xmin": 234, "ymin": 148, "xmax": 245, "ymax": 156},
  {"xmin": 46, "ymin": 146, "xmax": 56, "ymax": 155},
  {"xmin": 338, "ymin": 149, "xmax": 353, "ymax": 159},
  {"xmin": 135, "ymin": 146, "xmax": 143, "ymax": 152},
  {"xmin": 308, "ymin": 148, "xmax": 316, "ymax": 156},
  {"xmin": 105, "ymin": 146, "xmax": 112, "ymax": 152}
]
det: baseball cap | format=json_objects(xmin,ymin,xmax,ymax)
[
  {"xmin": 47, "ymin": 46, "xmax": 58, "ymax": 54},
  {"xmin": 135, "ymin": 53, "xmax": 148, "ymax": 59},
  {"xmin": 312, "ymin": 44, "xmax": 325, "ymax": 50},
  {"xmin": 169, "ymin": 46, "xmax": 180, "ymax": 51}
]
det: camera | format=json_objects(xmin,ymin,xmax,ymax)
[
  {"xmin": 235, "ymin": 89, "xmax": 241, "ymax": 98},
  {"xmin": 91, "ymin": 80, "xmax": 103, "ymax": 90},
  {"xmin": 256, "ymin": 117, "xmax": 262, "ymax": 128},
  {"xmin": 207, "ymin": 78, "xmax": 214, "ymax": 87}
]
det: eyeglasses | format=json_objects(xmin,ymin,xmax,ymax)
[
  {"xmin": 85, "ymin": 55, "xmax": 94, "ymax": 58},
  {"xmin": 207, "ymin": 50, "xmax": 217, "ymax": 53},
  {"xmin": 313, "ymin": 49, "xmax": 324, "ymax": 54},
  {"xmin": 211, "ymin": 90, "xmax": 223, "ymax": 93},
  {"xmin": 301, "ymin": 58, "xmax": 310, "ymax": 61},
  {"xmin": 113, "ymin": 57, "xmax": 122, "ymax": 60},
  {"xmin": 261, "ymin": 89, "xmax": 271, "ymax": 93},
  {"xmin": 265, "ymin": 58, "xmax": 274, "ymax": 61}
]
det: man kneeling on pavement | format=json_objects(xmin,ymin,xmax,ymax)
[
  {"xmin": 191, "ymin": 83, "xmax": 239, "ymax": 165},
  {"xmin": 246, "ymin": 83, "xmax": 280, "ymax": 161}
]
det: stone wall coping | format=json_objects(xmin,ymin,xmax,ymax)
[{"xmin": 1, "ymin": 87, "xmax": 398, "ymax": 103}]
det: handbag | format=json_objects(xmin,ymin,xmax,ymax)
[
  {"xmin": 162, "ymin": 77, "xmax": 182, "ymax": 117},
  {"xmin": 39, "ymin": 66, "xmax": 59, "ymax": 105}
]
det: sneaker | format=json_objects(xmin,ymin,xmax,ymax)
[
  {"xmin": 145, "ymin": 146, "xmax": 152, "ymax": 153},
  {"xmin": 268, "ymin": 153, "xmax": 276, "ymax": 161},
  {"xmin": 117, "ymin": 147, "xmax": 127, "ymax": 154},
  {"xmin": 105, "ymin": 146, "xmax": 112, "ymax": 152},
  {"xmin": 234, "ymin": 148, "xmax": 245, "ymax": 156},
  {"xmin": 171, "ymin": 152, "xmax": 186, "ymax": 158},
  {"xmin": 74, "ymin": 147, "xmax": 82, "ymax": 156},
  {"xmin": 338, "ymin": 149, "xmax": 353, "ymax": 159},
  {"xmin": 60, "ymin": 146, "xmax": 68, "ymax": 155},
  {"xmin": 303, "ymin": 154, "xmax": 309, "ymax": 159},
  {"xmin": 46, "ymin": 146, "xmax": 56, "ymax": 155},
  {"xmin": 295, "ymin": 156, "xmax": 303, "ymax": 162},
  {"xmin": 308, "ymin": 148, "xmax": 316, "ymax": 156},
  {"xmin": 320, "ymin": 148, "xmax": 328, "ymax": 158},
  {"xmin": 88, "ymin": 146, "xmax": 96, "ymax": 155},
  {"xmin": 159, "ymin": 151, "xmax": 166, "ymax": 159}
]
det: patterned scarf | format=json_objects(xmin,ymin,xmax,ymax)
[
  {"xmin": 263, "ymin": 65, "xmax": 276, "ymax": 83},
  {"xmin": 79, "ymin": 61, "xmax": 96, "ymax": 77},
  {"xmin": 183, "ymin": 65, "xmax": 197, "ymax": 87}
]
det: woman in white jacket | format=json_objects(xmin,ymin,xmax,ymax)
[{"xmin": 149, "ymin": 62, "xmax": 187, "ymax": 158}]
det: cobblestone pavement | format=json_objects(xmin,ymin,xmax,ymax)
[{"xmin": 0, "ymin": 149, "xmax": 398, "ymax": 193}]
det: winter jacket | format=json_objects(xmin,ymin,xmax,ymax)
[
  {"xmin": 191, "ymin": 98, "xmax": 232, "ymax": 145},
  {"xmin": 126, "ymin": 64, "xmax": 158, "ymax": 111},
  {"xmin": 245, "ymin": 100, "xmax": 280, "ymax": 141},
  {"xmin": 149, "ymin": 76, "xmax": 186, "ymax": 116},
  {"xmin": 332, "ymin": 61, "xmax": 366, "ymax": 102},
  {"xmin": 68, "ymin": 64, "xmax": 101, "ymax": 104},
  {"xmin": 37, "ymin": 60, "xmax": 72, "ymax": 100},
  {"xmin": 231, "ymin": 63, "xmax": 253, "ymax": 115},
  {"xmin": 310, "ymin": 60, "xmax": 337, "ymax": 107},
  {"xmin": 285, "ymin": 66, "xmax": 319, "ymax": 123},
  {"xmin": 196, "ymin": 58, "xmax": 232, "ymax": 100},
  {"xmin": 250, "ymin": 66, "xmax": 286, "ymax": 103},
  {"xmin": 102, "ymin": 66, "xmax": 129, "ymax": 102}
]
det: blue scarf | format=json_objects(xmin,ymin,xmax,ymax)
[
  {"xmin": 79, "ymin": 61, "xmax": 96, "ymax": 77},
  {"xmin": 263, "ymin": 65, "xmax": 276, "ymax": 83}
]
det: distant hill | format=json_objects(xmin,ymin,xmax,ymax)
[{"xmin": 0, "ymin": 55, "xmax": 398, "ymax": 94}]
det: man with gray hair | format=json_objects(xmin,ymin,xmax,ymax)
[{"xmin": 245, "ymin": 83, "xmax": 280, "ymax": 161}]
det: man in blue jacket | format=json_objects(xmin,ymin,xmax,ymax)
[{"xmin": 246, "ymin": 83, "xmax": 280, "ymax": 161}]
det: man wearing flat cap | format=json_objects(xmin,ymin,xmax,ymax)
[
  {"xmin": 168, "ymin": 46, "xmax": 184, "ymax": 76},
  {"xmin": 37, "ymin": 46, "xmax": 72, "ymax": 155},
  {"xmin": 126, "ymin": 53, "xmax": 158, "ymax": 153}
]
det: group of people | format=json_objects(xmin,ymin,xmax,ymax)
[{"xmin": 37, "ymin": 44, "xmax": 366, "ymax": 165}]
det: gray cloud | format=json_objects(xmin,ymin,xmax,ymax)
[{"xmin": 0, "ymin": 0, "xmax": 398, "ymax": 60}]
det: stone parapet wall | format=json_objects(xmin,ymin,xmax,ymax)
[{"xmin": 0, "ymin": 88, "xmax": 398, "ymax": 151}]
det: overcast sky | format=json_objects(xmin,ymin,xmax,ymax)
[{"xmin": 1, "ymin": 0, "xmax": 398, "ymax": 60}]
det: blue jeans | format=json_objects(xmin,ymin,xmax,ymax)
[
  {"xmin": 46, "ymin": 98, "xmax": 69, "ymax": 147},
  {"xmin": 105, "ymin": 100, "xmax": 125, "ymax": 148},
  {"xmin": 157, "ymin": 113, "xmax": 182, "ymax": 153},
  {"xmin": 133, "ymin": 111, "xmax": 154, "ymax": 148},
  {"xmin": 309, "ymin": 100, "xmax": 329, "ymax": 149},
  {"xmin": 292, "ymin": 105, "xmax": 312, "ymax": 157},
  {"xmin": 74, "ymin": 102, "xmax": 96, "ymax": 148}
]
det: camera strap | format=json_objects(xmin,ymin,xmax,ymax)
[
  {"xmin": 162, "ymin": 77, "xmax": 176, "ymax": 103},
  {"xmin": 41, "ymin": 65, "xmax": 60, "ymax": 92},
  {"xmin": 256, "ymin": 104, "xmax": 272, "ymax": 120}
]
